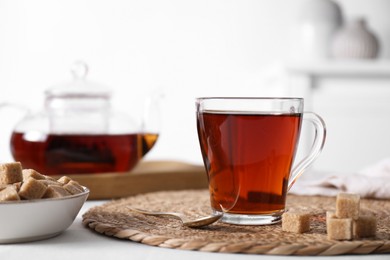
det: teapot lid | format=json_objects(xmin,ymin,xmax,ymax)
[{"xmin": 45, "ymin": 61, "xmax": 111, "ymax": 99}]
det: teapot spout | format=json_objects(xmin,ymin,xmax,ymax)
[{"xmin": 142, "ymin": 90, "xmax": 164, "ymax": 134}]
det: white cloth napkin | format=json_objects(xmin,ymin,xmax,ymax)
[{"xmin": 289, "ymin": 158, "xmax": 390, "ymax": 199}]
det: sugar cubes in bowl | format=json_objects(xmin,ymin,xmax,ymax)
[{"xmin": 0, "ymin": 162, "xmax": 89, "ymax": 243}]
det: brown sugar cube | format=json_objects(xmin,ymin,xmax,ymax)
[
  {"xmin": 18, "ymin": 177, "xmax": 47, "ymax": 200},
  {"xmin": 12, "ymin": 182, "xmax": 22, "ymax": 192},
  {"xmin": 326, "ymin": 211, "xmax": 336, "ymax": 226},
  {"xmin": 43, "ymin": 185, "xmax": 71, "ymax": 198},
  {"xmin": 327, "ymin": 218, "xmax": 352, "ymax": 240},
  {"xmin": 326, "ymin": 211, "xmax": 336, "ymax": 219},
  {"xmin": 336, "ymin": 193, "xmax": 360, "ymax": 220},
  {"xmin": 1, "ymin": 183, "xmax": 21, "ymax": 192},
  {"xmin": 0, "ymin": 162, "xmax": 23, "ymax": 184},
  {"xmin": 22, "ymin": 169, "xmax": 45, "ymax": 181},
  {"xmin": 63, "ymin": 181, "xmax": 84, "ymax": 195},
  {"xmin": 57, "ymin": 176, "xmax": 72, "ymax": 185},
  {"xmin": 282, "ymin": 211, "xmax": 311, "ymax": 233},
  {"xmin": 69, "ymin": 180, "xmax": 83, "ymax": 190},
  {"xmin": 68, "ymin": 180, "xmax": 83, "ymax": 191},
  {"xmin": 45, "ymin": 175, "xmax": 57, "ymax": 181},
  {"xmin": 0, "ymin": 186, "xmax": 20, "ymax": 201},
  {"xmin": 0, "ymin": 184, "xmax": 7, "ymax": 191},
  {"xmin": 353, "ymin": 214, "xmax": 377, "ymax": 238},
  {"xmin": 39, "ymin": 179, "xmax": 62, "ymax": 187}
]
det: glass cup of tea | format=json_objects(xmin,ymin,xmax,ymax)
[{"xmin": 196, "ymin": 97, "xmax": 326, "ymax": 225}]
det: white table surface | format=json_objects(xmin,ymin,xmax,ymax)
[{"xmin": 1, "ymin": 200, "xmax": 388, "ymax": 260}]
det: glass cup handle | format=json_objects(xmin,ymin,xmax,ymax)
[{"xmin": 287, "ymin": 112, "xmax": 326, "ymax": 191}]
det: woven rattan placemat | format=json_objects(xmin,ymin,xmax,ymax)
[{"xmin": 82, "ymin": 190, "xmax": 390, "ymax": 256}]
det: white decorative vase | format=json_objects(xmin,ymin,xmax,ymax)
[
  {"xmin": 331, "ymin": 18, "xmax": 380, "ymax": 59},
  {"xmin": 289, "ymin": 0, "xmax": 343, "ymax": 61}
]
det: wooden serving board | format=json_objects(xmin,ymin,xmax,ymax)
[{"xmin": 54, "ymin": 161, "xmax": 208, "ymax": 200}]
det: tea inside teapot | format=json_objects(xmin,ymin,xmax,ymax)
[
  {"xmin": 9, "ymin": 62, "xmax": 159, "ymax": 175},
  {"xmin": 11, "ymin": 131, "xmax": 158, "ymax": 175}
]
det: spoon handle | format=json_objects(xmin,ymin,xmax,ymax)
[{"xmin": 127, "ymin": 206, "xmax": 184, "ymax": 220}]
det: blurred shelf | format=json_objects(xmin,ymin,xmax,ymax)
[{"xmin": 285, "ymin": 60, "xmax": 390, "ymax": 77}]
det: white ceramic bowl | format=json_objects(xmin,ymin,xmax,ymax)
[{"xmin": 0, "ymin": 187, "xmax": 89, "ymax": 243}]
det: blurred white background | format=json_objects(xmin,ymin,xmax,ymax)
[{"xmin": 0, "ymin": 0, "xmax": 389, "ymax": 173}]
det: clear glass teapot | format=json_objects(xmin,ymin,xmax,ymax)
[{"xmin": 5, "ymin": 61, "xmax": 161, "ymax": 175}]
